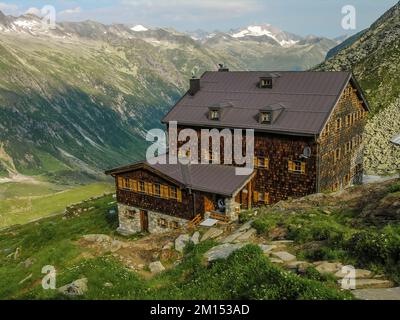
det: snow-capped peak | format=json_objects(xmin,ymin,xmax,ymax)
[
  {"xmin": 231, "ymin": 24, "xmax": 299, "ymax": 47},
  {"xmin": 131, "ymin": 25, "xmax": 148, "ymax": 32}
]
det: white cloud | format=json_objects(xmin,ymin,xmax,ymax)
[
  {"xmin": 59, "ymin": 7, "xmax": 81, "ymax": 16},
  {"xmin": 0, "ymin": 2, "xmax": 18, "ymax": 13}
]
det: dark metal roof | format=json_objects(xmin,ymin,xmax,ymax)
[
  {"xmin": 106, "ymin": 159, "xmax": 255, "ymax": 197},
  {"xmin": 162, "ymin": 71, "xmax": 369, "ymax": 136}
]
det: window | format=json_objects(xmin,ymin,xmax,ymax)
[
  {"xmin": 138, "ymin": 181, "xmax": 145, "ymax": 193},
  {"xmin": 336, "ymin": 118, "xmax": 342, "ymax": 130},
  {"xmin": 170, "ymin": 186, "xmax": 178, "ymax": 200},
  {"xmin": 260, "ymin": 77, "xmax": 273, "ymax": 88},
  {"xmin": 259, "ymin": 192, "xmax": 270, "ymax": 204},
  {"xmin": 288, "ymin": 160, "xmax": 306, "ymax": 174},
  {"xmin": 346, "ymin": 115, "xmax": 351, "ymax": 127},
  {"xmin": 153, "ymin": 184, "xmax": 161, "ymax": 197},
  {"xmin": 170, "ymin": 221, "xmax": 180, "ymax": 229},
  {"xmin": 209, "ymin": 109, "xmax": 220, "ymax": 121},
  {"xmin": 260, "ymin": 111, "xmax": 272, "ymax": 124},
  {"xmin": 332, "ymin": 181, "xmax": 339, "ymax": 192},
  {"xmin": 254, "ymin": 157, "xmax": 269, "ymax": 169},
  {"xmin": 158, "ymin": 218, "xmax": 168, "ymax": 228},
  {"xmin": 127, "ymin": 210, "xmax": 136, "ymax": 218},
  {"xmin": 253, "ymin": 191, "xmax": 269, "ymax": 204},
  {"xmin": 345, "ymin": 142, "xmax": 351, "ymax": 154},
  {"xmin": 334, "ymin": 148, "xmax": 341, "ymax": 163},
  {"xmin": 322, "ymin": 124, "xmax": 330, "ymax": 137},
  {"xmin": 123, "ymin": 178, "xmax": 131, "ymax": 190}
]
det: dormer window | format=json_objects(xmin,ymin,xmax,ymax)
[
  {"xmin": 209, "ymin": 109, "xmax": 220, "ymax": 121},
  {"xmin": 260, "ymin": 111, "xmax": 272, "ymax": 124},
  {"xmin": 259, "ymin": 77, "xmax": 273, "ymax": 89}
]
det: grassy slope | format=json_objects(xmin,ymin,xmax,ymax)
[
  {"xmin": 247, "ymin": 179, "xmax": 400, "ymax": 283},
  {"xmin": 0, "ymin": 182, "xmax": 113, "ymax": 228},
  {"xmin": 0, "ymin": 195, "xmax": 350, "ymax": 300}
]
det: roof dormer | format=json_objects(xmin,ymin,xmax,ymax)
[
  {"xmin": 259, "ymin": 103, "xmax": 285, "ymax": 125},
  {"xmin": 259, "ymin": 77, "xmax": 273, "ymax": 89},
  {"xmin": 209, "ymin": 107, "xmax": 221, "ymax": 121}
]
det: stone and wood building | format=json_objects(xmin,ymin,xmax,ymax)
[{"xmin": 106, "ymin": 68, "xmax": 369, "ymax": 235}]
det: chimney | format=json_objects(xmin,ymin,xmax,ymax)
[
  {"xmin": 218, "ymin": 63, "xmax": 229, "ymax": 72},
  {"xmin": 189, "ymin": 77, "xmax": 200, "ymax": 96}
]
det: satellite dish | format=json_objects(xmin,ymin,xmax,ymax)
[
  {"xmin": 217, "ymin": 199, "xmax": 226, "ymax": 210},
  {"xmin": 301, "ymin": 147, "xmax": 312, "ymax": 159}
]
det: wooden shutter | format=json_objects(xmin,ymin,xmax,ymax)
[
  {"xmin": 145, "ymin": 182, "xmax": 152, "ymax": 195},
  {"xmin": 264, "ymin": 158, "xmax": 269, "ymax": 169},
  {"xmin": 159, "ymin": 185, "xmax": 167, "ymax": 199},
  {"xmin": 117, "ymin": 176, "xmax": 123, "ymax": 188},
  {"xmin": 301, "ymin": 162, "xmax": 306, "ymax": 174},
  {"xmin": 253, "ymin": 191, "xmax": 259, "ymax": 203},
  {"xmin": 288, "ymin": 161, "xmax": 294, "ymax": 172},
  {"xmin": 132, "ymin": 180, "xmax": 138, "ymax": 192},
  {"xmin": 254, "ymin": 157, "xmax": 259, "ymax": 168},
  {"xmin": 177, "ymin": 189, "xmax": 182, "ymax": 203},
  {"xmin": 264, "ymin": 193, "xmax": 270, "ymax": 204}
]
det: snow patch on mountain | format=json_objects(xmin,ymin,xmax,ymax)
[
  {"xmin": 231, "ymin": 25, "xmax": 299, "ymax": 47},
  {"xmin": 131, "ymin": 25, "xmax": 148, "ymax": 32}
]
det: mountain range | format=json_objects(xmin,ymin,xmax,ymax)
[
  {"xmin": 0, "ymin": 11, "xmax": 340, "ymax": 181},
  {"xmin": 1, "ymin": 3, "xmax": 398, "ymax": 180}
]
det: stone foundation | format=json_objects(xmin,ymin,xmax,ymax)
[{"xmin": 117, "ymin": 203, "xmax": 189, "ymax": 235}]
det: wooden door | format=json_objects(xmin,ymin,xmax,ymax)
[{"xmin": 140, "ymin": 210, "xmax": 149, "ymax": 232}]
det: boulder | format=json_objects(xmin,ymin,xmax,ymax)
[
  {"xmin": 236, "ymin": 221, "xmax": 254, "ymax": 233},
  {"xmin": 271, "ymin": 251, "xmax": 296, "ymax": 263},
  {"xmin": 204, "ymin": 243, "xmax": 246, "ymax": 263},
  {"xmin": 285, "ymin": 261, "xmax": 309, "ymax": 271},
  {"xmin": 270, "ymin": 258, "xmax": 284, "ymax": 264},
  {"xmin": 82, "ymin": 234, "xmax": 111, "ymax": 243},
  {"xmin": 22, "ymin": 258, "xmax": 35, "ymax": 269},
  {"xmin": 268, "ymin": 227, "xmax": 288, "ymax": 240},
  {"xmin": 235, "ymin": 228, "xmax": 257, "ymax": 242},
  {"xmin": 315, "ymin": 262, "xmax": 343, "ymax": 275},
  {"xmin": 109, "ymin": 240, "xmax": 123, "ymax": 253},
  {"xmin": 259, "ymin": 244, "xmax": 277, "ymax": 255},
  {"xmin": 58, "ymin": 278, "xmax": 88, "ymax": 296},
  {"xmin": 175, "ymin": 234, "xmax": 190, "ymax": 253},
  {"xmin": 200, "ymin": 228, "xmax": 223, "ymax": 242},
  {"xmin": 334, "ymin": 268, "xmax": 373, "ymax": 279},
  {"xmin": 191, "ymin": 232, "xmax": 200, "ymax": 245},
  {"xmin": 149, "ymin": 261, "xmax": 166, "ymax": 274},
  {"xmin": 162, "ymin": 242, "xmax": 174, "ymax": 250}
]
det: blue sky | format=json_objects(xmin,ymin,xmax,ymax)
[{"xmin": 0, "ymin": 0, "xmax": 397, "ymax": 37}]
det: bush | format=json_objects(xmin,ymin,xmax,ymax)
[
  {"xmin": 388, "ymin": 182, "xmax": 400, "ymax": 194},
  {"xmin": 345, "ymin": 230, "xmax": 400, "ymax": 266}
]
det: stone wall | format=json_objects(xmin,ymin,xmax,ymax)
[
  {"xmin": 117, "ymin": 203, "xmax": 189, "ymax": 235},
  {"xmin": 364, "ymin": 98, "xmax": 400, "ymax": 175},
  {"xmin": 224, "ymin": 197, "xmax": 241, "ymax": 221}
]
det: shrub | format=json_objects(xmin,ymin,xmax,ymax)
[
  {"xmin": 388, "ymin": 182, "xmax": 400, "ymax": 194},
  {"xmin": 345, "ymin": 230, "xmax": 400, "ymax": 266}
]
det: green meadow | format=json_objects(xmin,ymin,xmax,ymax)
[{"xmin": 0, "ymin": 182, "xmax": 114, "ymax": 229}]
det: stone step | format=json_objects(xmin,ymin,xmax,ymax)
[
  {"xmin": 334, "ymin": 268, "xmax": 373, "ymax": 279},
  {"xmin": 353, "ymin": 287, "xmax": 400, "ymax": 300},
  {"xmin": 271, "ymin": 251, "xmax": 296, "ymax": 263},
  {"xmin": 339, "ymin": 278, "xmax": 394, "ymax": 290}
]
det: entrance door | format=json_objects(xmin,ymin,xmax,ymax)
[{"xmin": 140, "ymin": 210, "xmax": 149, "ymax": 232}]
